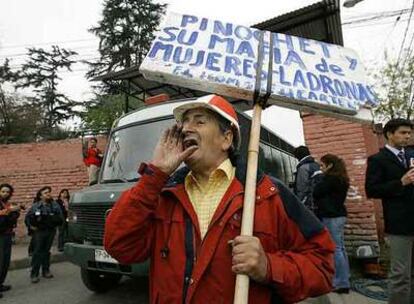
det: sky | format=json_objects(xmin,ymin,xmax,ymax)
[{"xmin": 0, "ymin": 0, "xmax": 413, "ymax": 146}]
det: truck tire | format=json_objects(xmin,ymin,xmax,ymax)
[{"xmin": 80, "ymin": 268, "xmax": 122, "ymax": 293}]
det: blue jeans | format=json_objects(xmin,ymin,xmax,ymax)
[{"xmin": 322, "ymin": 217, "xmax": 350, "ymax": 289}]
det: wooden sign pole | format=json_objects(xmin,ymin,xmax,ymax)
[
  {"xmin": 233, "ymin": 102, "xmax": 263, "ymax": 304},
  {"xmin": 233, "ymin": 30, "xmax": 273, "ymax": 304}
]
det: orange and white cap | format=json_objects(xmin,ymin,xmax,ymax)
[{"xmin": 173, "ymin": 94, "xmax": 241, "ymax": 149}]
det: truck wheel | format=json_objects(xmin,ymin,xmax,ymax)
[{"xmin": 80, "ymin": 268, "xmax": 122, "ymax": 293}]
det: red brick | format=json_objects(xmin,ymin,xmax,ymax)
[
  {"xmin": 0, "ymin": 136, "xmax": 107, "ymax": 241},
  {"xmin": 303, "ymin": 113, "xmax": 384, "ymax": 254}
]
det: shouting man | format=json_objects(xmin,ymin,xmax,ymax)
[{"xmin": 105, "ymin": 95, "xmax": 334, "ymax": 303}]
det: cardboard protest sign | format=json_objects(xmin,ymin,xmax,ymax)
[{"xmin": 140, "ymin": 12, "xmax": 379, "ymax": 122}]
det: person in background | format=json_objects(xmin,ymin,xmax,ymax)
[
  {"xmin": 313, "ymin": 154, "xmax": 351, "ymax": 294},
  {"xmin": 293, "ymin": 145, "xmax": 321, "ymax": 213},
  {"xmin": 0, "ymin": 183, "xmax": 20, "ymax": 299},
  {"xmin": 365, "ymin": 118, "xmax": 414, "ymax": 304},
  {"xmin": 25, "ymin": 196, "xmax": 39, "ymax": 257},
  {"xmin": 56, "ymin": 189, "xmax": 69, "ymax": 252},
  {"xmin": 82, "ymin": 137, "xmax": 103, "ymax": 185},
  {"xmin": 25, "ymin": 186, "xmax": 63, "ymax": 283}
]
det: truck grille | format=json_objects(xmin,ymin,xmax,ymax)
[{"xmin": 70, "ymin": 204, "xmax": 112, "ymax": 245}]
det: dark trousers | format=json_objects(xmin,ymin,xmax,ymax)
[
  {"xmin": 30, "ymin": 229, "xmax": 56, "ymax": 277},
  {"xmin": 28, "ymin": 236, "xmax": 34, "ymax": 256},
  {"xmin": 0, "ymin": 234, "xmax": 12, "ymax": 285},
  {"xmin": 388, "ymin": 235, "xmax": 414, "ymax": 304},
  {"xmin": 58, "ymin": 223, "xmax": 67, "ymax": 251}
]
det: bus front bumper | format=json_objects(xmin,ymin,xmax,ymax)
[{"xmin": 64, "ymin": 242, "xmax": 149, "ymax": 277}]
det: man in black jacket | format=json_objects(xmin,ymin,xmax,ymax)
[
  {"xmin": 25, "ymin": 186, "xmax": 63, "ymax": 283},
  {"xmin": 365, "ymin": 118, "xmax": 414, "ymax": 304},
  {"xmin": 293, "ymin": 145, "xmax": 321, "ymax": 213}
]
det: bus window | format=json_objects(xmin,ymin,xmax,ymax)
[
  {"xmin": 289, "ymin": 156, "xmax": 298, "ymax": 174},
  {"xmin": 102, "ymin": 118, "xmax": 174, "ymax": 182},
  {"xmin": 260, "ymin": 129, "xmax": 269, "ymax": 143},
  {"xmin": 270, "ymin": 148, "xmax": 285, "ymax": 182},
  {"xmin": 259, "ymin": 143, "xmax": 273, "ymax": 175},
  {"xmin": 282, "ymin": 153, "xmax": 295, "ymax": 185},
  {"xmin": 269, "ymin": 133, "xmax": 281, "ymax": 148}
]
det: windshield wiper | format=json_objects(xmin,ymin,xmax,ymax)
[
  {"xmin": 127, "ymin": 177, "xmax": 139, "ymax": 182},
  {"xmin": 101, "ymin": 177, "xmax": 139, "ymax": 184},
  {"xmin": 101, "ymin": 178, "xmax": 129, "ymax": 184}
]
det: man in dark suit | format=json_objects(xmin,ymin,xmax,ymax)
[{"xmin": 365, "ymin": 118, "xmax": 414, "ymax": 304}]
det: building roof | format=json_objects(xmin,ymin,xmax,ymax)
[
  {"xmin": 93, "ymin": 66, "xmax": 206, "ymax": 101},
  {"xmin": 253, "ymin": 0, "xmax": 343, "ymax": 45}
]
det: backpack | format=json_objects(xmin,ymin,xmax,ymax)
[{"xmin": 304, "ymin": 170, "xmax": 323, "ymax": 213}]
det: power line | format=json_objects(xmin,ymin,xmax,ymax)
[
  {"xmin": 345, "ymin": 16, "xmax": 410, "ymax": 29},
  {"xmin": 384, "ymin": 0, "xmax": 414, "ymax": 105},
  {"xmin": 408, "ymin": 32, "xmax": 414, "ymax": 59},
  {"xmin": 397, "ymin": 0, "xmax": 414, "ymax": 69},
  {"xmin": 0, "ymin": 38, "xmax": 97, "ymax": 50},
  {"xmin": 342, "ymin": 8, "xmax": 412, "ymax": 26},
  {"xmin": 372, "ymin": 13, "xmax": 403, "ymax": 62},
  {"xmin": 402, "ymin": 29, "xmax": 414, "ymax": 66},
  {"xmin": 7, "ymin": 56, "xmax": 101, "ymax": 70},
  {"xmin": 0, "ymin": 45, "xmax": 99, "ymax": 59},
  {"xmin": 0, "ymin": 8, "xmax": 408, "ymax": 53}
]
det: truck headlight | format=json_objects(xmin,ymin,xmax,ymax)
[{"xmin": 68, "ymin": 210, "xmax": 78, "ymax": 223}]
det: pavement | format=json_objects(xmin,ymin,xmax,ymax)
[
  {"xmin": 299, "ymin": 292, "xmax": 386, "ymax": 304},
  {"xmin": 8, "ymin": 243, "xmax": 387, "ymax": 304},
  {"xmin": 9, "ymin": 242, "xmax": 67, "ymax": 271}
]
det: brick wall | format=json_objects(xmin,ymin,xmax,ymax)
[
  {"xmin": 0, "ymin": 137, "xmax": 107, "ymax": 242},
  {"xmin": 302, "ymin": 113, "xmax": 383, "ymax": 256}
]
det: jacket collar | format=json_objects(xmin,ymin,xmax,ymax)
[
  {"xmin": 297, "ymin": 155, "xmax": 315, "ymax": 168},
  {"xmin": 164, "ymin": 157, "xmax": 265, "ymax": 189},
  {"xmin": 161, "ymin": 159, "xmax": 274, "ymax": 237},
  {"xmin": 381, "ymin": 147, "xmax": 407, "ymax": 169}
]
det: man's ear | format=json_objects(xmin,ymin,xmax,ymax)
[{"xmin": 222, "ymin": 130, "xmax": 234, "ymax": 151}]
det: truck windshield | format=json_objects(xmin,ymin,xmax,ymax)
[{"xmin": 101, "ymin": 117, "xmax": 174, "ymax": 183}]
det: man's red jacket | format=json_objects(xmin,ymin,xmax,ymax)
[
  {"xmin": 104, "ymin": 163, "xmax": 335, "ymax": 304},
  {"xmin": 83, "ymin": 147, "xmax": 102, "ymax": 167}
]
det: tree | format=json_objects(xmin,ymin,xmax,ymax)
[
  {"xmin": 0, "ymin": 59, "xmax": 24, "ymax": 143},
  {"xmin": 17, "ymin": 46, "xmax": 79, "ymax": 128},
  {"xmin": 0, "ymin": 88, "xmax": 47, "ymax": 144},
  {"xmin": 0, "ymin": 59, "xmax": 15, "ymax": 138},
  {"xmin": 80, "ymin": 94, "xmax": 144, "ymax": 132},
  {"xmin": 86, "ymin": 0, "xmax": 167, "ymax": 80},
  {"xmin": 372, "ymin": 54, "xmax": 414, "ymax": 120}
]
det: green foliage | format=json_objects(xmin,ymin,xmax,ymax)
[
  {"xmin": 17, "ymin": 46, "xmax": 79, "ymax": 128},
  {"xmin": 0, "ymin": 59, "xmax": 18, "ymax": 141},
  {"xmin": 0, "ymin": 91, "xmax": 72, "ymax": 144},
  {"xmin": 0, "ymin": 59, "xmax": 19, "ymax": 83},
  {"xmin": 85, "ymin": 0, "xmax": 167, "ymax": 80},
  {"xmin": 372, "ymin": 54, "xmax": 414, "ymax": 120},
  {"xmin": 1, "ymin": 97, "xmax": 43, "ymax": 143},
  {"xmin": 80, "ymin": 94, "xmax": 144, "ymax": 132}
]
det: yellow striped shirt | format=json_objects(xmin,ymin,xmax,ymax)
[{"xmin": 185, "ymin": 159, "xmax": 235, "ymax": 239}]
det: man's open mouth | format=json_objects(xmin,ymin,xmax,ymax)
[{"xmin": 183, "ymin": 138, "xmax": 199, "ymax": 149}]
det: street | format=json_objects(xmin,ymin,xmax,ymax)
[
  {"xmin": 3, "ymin": 262, "xmax": 149, "ymax": 304},
  {"xmin": 2, "ymin": 262, "xmax": 385, "ymax": 304}
]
